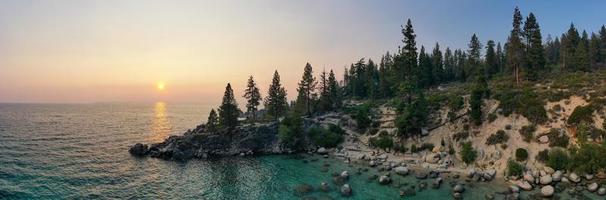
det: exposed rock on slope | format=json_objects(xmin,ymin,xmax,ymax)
[{"xmin": 131, "ymin": 122, "xmax": 309, "ymax": 160}]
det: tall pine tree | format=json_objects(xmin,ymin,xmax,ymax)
[
  {"xmin": 523, "ymin": 13, "xmax": 545, "ymax": 81},
  {"xmin": 218, "ymin": 83, "xmax": 239, "ymax": 130},
  {"xmin": 432, "ymin": 43, "xmax": 444, "ymax": 84},
  {"xmin": 506, "ymin": 7, "xmax": 525, "ymax": 85},
  {"xmin": 328, "ymin": 69, "xmax": 341, "ymax": 109},
  {"xmin": 243, "ymin": 76, "xmax": 261, "ymax": 121},
  {"xmin": 265, "ymin": 71, "xmax": 288, "ymax": 120},
  {"xmin": 561, "ymin": 24, "xmax": 580, "ymax": 70},
  {"xmin": 295, "ymin": 63, "xmax": 317, "ymax": 115},
  {"xmin": 485, "ymin": 40, "xmax": 498, "ymax": 78}
]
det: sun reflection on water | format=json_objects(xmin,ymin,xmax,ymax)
[{"xmin": 151, "ymin": 101, "xmax": 172, "ymax": 142}]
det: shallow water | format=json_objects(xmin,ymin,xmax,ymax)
[{"xmin": 1, "ymin": 103, "xmax": 580, "ymax": 199}]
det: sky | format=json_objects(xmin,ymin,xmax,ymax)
[{"xmin": 1, "ymin": 0, "xmax": 606, "ymax": 105}]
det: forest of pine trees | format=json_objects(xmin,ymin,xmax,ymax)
[{"xmin": 207, "ymin": 7, "xmax": 606, "ymax": 137}]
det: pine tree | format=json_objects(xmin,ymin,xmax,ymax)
[
  {"xmin": 467, "ymin": 34, "xmax": 482, "ymax": 83},
  {"xmin": 318, "ymin": 69, "xmax": 331, "ymax": 111},
  {"xmin": 432, "ymin": 43, "xmax": 444, "ymax": 84},
  {"xmin": 443, "ymin": 47, "xmax": 454, "ymax": 82},
  {"xmin": 545, "ymin": 35, "xmax": 561, "ymax": 66},
  {"xmin": 395, "ymin": 19, "xmax": 418, "ymax": 86},
  {"xmin": 561, "ymin": 23, "xmax": 580, "ymax": 70},
  {"xmin": 243, "ymin": 76, "xmax": 261, "ymax": 121},
  {"xmin": 366, "ymin": 59, "xmax": 380, "ymax": 99},
  {"xmin": 418, "ymin": 46, "xmax": 433, "ymax": 87},
  {"xmin": 379, "ymin": 52, "xmax": 394, "ymax": 98},
  {"xmin": 589, "ymin": 33, "xmax": 601, "ymax": 68},
  {"xmin": 496, "ymin": 42, "xmax": 505, "ymax": 73},
  {"xmin": 218, "ymin": 83, "xmax": 239, "ymax": 130},
  {"xmin": 469, "ymin": 35, "xmax": 489, "ymax": 125},
  {"xmin": 295, "ymin": 63, "xmax": 317, "ymax": 115},
  {"xmin": 265, "ymin": 70, "xmax": 288, "ymax": 120},
  {"xmin": 327, "ymin": 69, "xmax": 341, "ymax": 109},
  {"xmin": 575, "ymin": 39, "xmax": 590, "ymax": 71},
  {"xmin": 506, "ymin": 7, "xmax": 525, "ymax": 85},
  {"xmin": 206, "ymin": 109, "xmax": 218, "ymax": 133},
  {"xmin": 485, "ymin": 40, "xmax": 498, "ymax": 78},
  {"xmin": 523, "ymin": 13, "xmax": 545, "ymax": 81}
]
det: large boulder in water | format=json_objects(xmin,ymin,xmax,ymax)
[
  {"xmin": 588, "ymin": 182, "xmax": 598, "ymax": 192},
  {"xmin": 129, "ymin": 143, "xmax": 148, "ymax": 156},
  {"xmin": 394, "ymin": 166, "xmax": 409, "ymax": 175},
  {"xmin": 378, "ymin": 175, "xmax": 391, "ymax": 185},
  {"xmin": 317, "ymin": 147, "xmax": 328, "ymax": 154},
  {"xmin": 541, "ymin": 185, "xmax": 554, "ymax": 197},
  {"xmin": 340, "ymin": 184, "xmax": 352, "ymax": 196}
]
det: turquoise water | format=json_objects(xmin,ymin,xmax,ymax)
[{"xmin": 1, "ymin": 103, "xmax": 512, "ymax": 199}]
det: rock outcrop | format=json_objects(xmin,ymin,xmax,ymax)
[{"xmin": 129, "ymin": 121, "xmax": 318, "ymax": 160}]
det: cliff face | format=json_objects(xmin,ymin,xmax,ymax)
[{"xmin": 130, "ymin": 120, "xmax": 320, "ymax": 161}]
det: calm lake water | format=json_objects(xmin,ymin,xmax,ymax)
[{"xmin": 0, "ymin": 103, "xmax": 526, "ymax": 199}]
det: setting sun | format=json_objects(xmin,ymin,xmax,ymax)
[{"xmin": 156, "ymin": 82, "xmax": 166, "ymax": 91}]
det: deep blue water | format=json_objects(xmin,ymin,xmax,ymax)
[{"xmin": 0, "ymin": 103, "xmax": 515, "ymax": 199}]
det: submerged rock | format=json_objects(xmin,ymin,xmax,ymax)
[
  {"xmin": 378, "ymin": 175, "xmax": 391, "ymax": 185},
  {"xmin": 453, "ymin": 184, "xmax": 465, "ymax": 193},
  {"xmin": 598, "ymin": 187, "xmax": 606, "ymax": 196},
  {"xmin": 340, "ymin": 184, "xmax": 352, "ymax": 197}
]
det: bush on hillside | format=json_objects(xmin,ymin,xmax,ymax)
[
  {"xmin": 536, "ymin": 149, "xmax": 550, "ymax": 163},
  {"xmin": 547, "ymin": 148, "xmax": 570, "ymax": 171},
  {"xmin": 546, "ymin": 129, "xmax": 569, "ymax": 148},
  {"xmin": 486, "ymin": 130, "xmax": 509, "ymax": 145},
  {"xmin": 515, "ymin": 148, "xmax": 528, "ymax": 161},
  {"xmin": 507, "ymin": 160, "xmax": 525, "ymax": 177},
  {"xmin": 568, "ymin": 105, "xmax": 594, "ymax": 125},
  {"xmin": 453, "ymin": 131, "xmax": 469, "ymax": 141},
  {"xmin": 519, "ymin": 125, "xmax": 536, "ymax": 142},
  {"xmin": 309, "ymin": 124, "xmax": 345, "ymax": 148},
  {"xmin": 460, "ymin": 142, "xmax": 477, "ymax": 165},
  {"xmin": 494, "ymin": 87, "xmax": 547, "ymax": 124},
  {"xmin": 369, "ymin": 132, "xmax": 394, "ymax": 151},
  {"xmin": 278, "ymin": 113, "xmax": 304, "ymax": 149},
  {"xmin": 569, "ymin": 143, "xmax": 606, "ymax": 174}
]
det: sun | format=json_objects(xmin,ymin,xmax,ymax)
[{"xmin": 156, "ymin": 82, "xmax": 166, "ymax": 91}]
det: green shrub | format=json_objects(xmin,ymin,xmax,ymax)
[
  {"xmin": 354, "ymin": 105, "xmax": 372, "ymax": 130},
  {"xmin": 536, "ymin": 149, "xmax": 550, "ymax": 163},
  {"xmin": 309, "ymin": 124, "xmax": 345, "ymax": 148},
  {"xmin": 487, "ymin": 113, "xmax": 497, "ymax": 123},
  {"xmin": 507, "ymin": 160, "xmax": 525, "ymax": 177},
  {"xmin": 569, "ymin": 143, "xmax": 606, "ymax": 174},
  {"xmin": 369, "ymin": 132, "xmax": 394, "ymax": 151},
  {"xmin": 568, "ymin": 105, "xmax": 594, "ymax": 125},
  {"xmin": 410, "ymin": 143, "xmax": 435, "ymax": 153},
  {"xmin": 460, "ymin": 142, "xmax": 477, "ymax": 165},
  {"xmin": 453, "ymin": 131, "xmax": 469, "ymax": 141},
  {"xmin": 393, "ymin": 143, "xmax": 408, "ymax": 153},
  {"xmin": 486, "ymin": 130, "xmax": 509, "ymax": 145},
  {"xmin": 494, "ymin": 86, "xmax": 547, "ymax": 124},
  {"xmin": 547, "ymin": 148, "xmax": 570, "ymax": 170},
  {"xmin": 515, "ymin": 148, "xmax": 528, "ymax": 161},
  {"xmin": 519, "ymin": 125, "xmax": 536, "ymax": 142},
  {"xmin": 547, "ymin": 129, "xmax": 569, "ymax": 148},
  {"xmin": 278, "ymin": 113, "xmax": 304, "ymax": 149}
]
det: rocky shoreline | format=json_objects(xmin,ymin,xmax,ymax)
[{"xmin": 130, "ymin": 115, "xmax": 606, "ymax": 199}]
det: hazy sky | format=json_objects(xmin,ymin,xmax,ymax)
[{"xmin": 1, "ymin": 0, "xmax": 605, "ymax": 105}]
